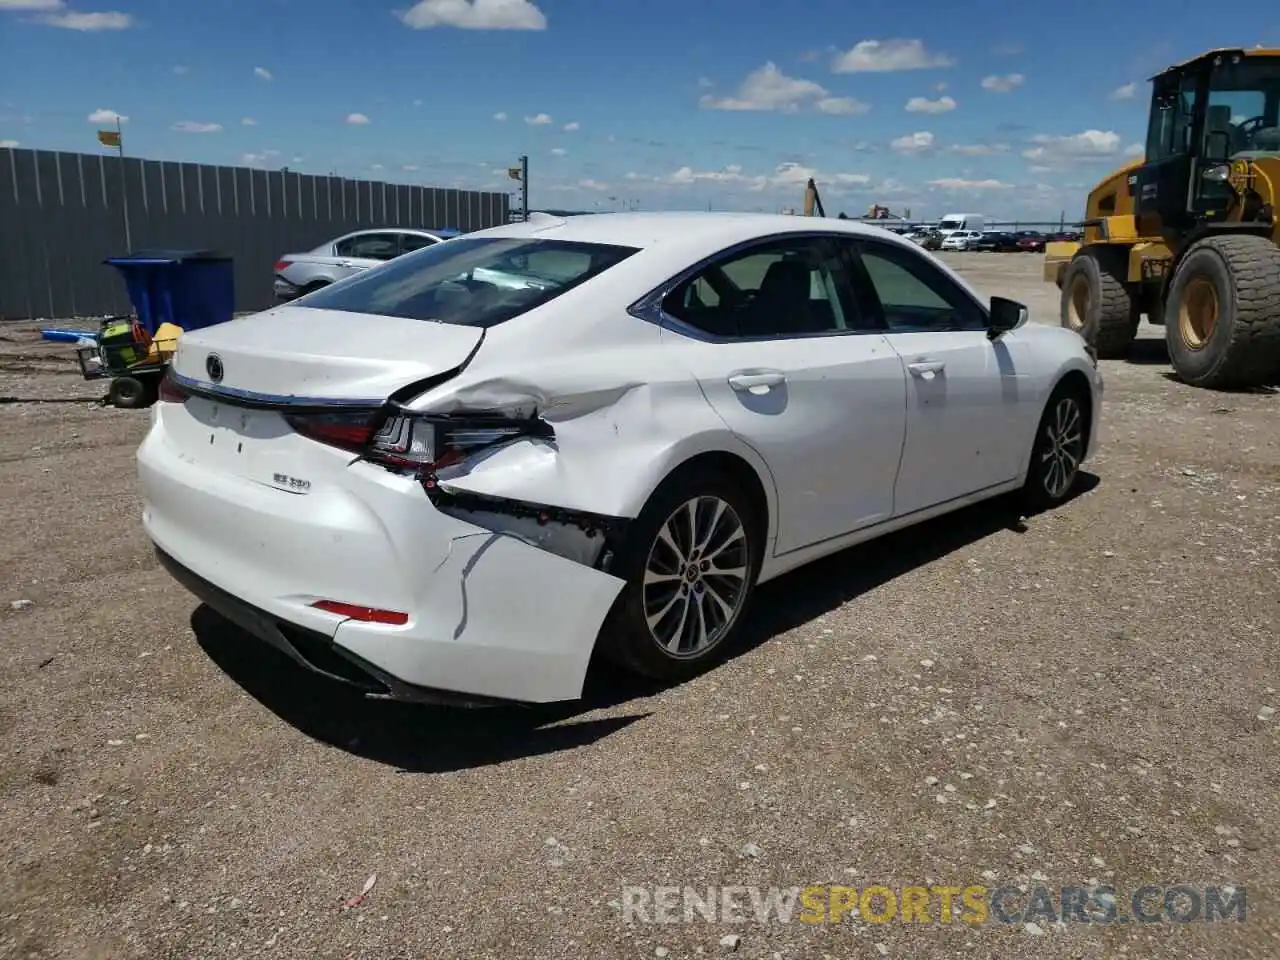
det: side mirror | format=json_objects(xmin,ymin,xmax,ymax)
[{"xmin": 988, "ymin": 296, "xmax": 1027, "ymax": 339}]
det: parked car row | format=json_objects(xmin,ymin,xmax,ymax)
[{"xmin": 933, "ymin": 230, "xmax": 1081, "ymax": 253}]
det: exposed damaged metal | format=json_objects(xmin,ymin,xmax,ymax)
[{"xmin": 425, "ymin": 483, "xmax": 628, "ymax": 569}]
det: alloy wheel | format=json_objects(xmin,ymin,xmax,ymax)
[
  {"xmin": 642, "ymin": 496, "xmax": 750, "ymax": 658},
  {"xmin": 1041, "ymin": 396, "xmax": 1084, "ymax": 499}
]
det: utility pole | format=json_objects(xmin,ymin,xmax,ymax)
[
  {"xmin": 97, "ymin": 117, "xmax": 131, "ymax": 251},
  {"xmin": 520, "ymin": 154, "xmax": 529, "ymax": 221},
  {"xmin": 507, "ymin": 155, "xmax": 529, "ymax": 222}
]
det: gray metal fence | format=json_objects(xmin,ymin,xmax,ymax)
[{"xmin": 0, "ymin": 147, "xmax": 511, "ymax": 320}]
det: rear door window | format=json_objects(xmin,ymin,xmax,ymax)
[
  {"xmin": 336, "ymin": 232, "xmax": 403, "ymax": 260},
  {"xmin": 299, "ymin": 237, "xmax": 639, "ymax": 327}
]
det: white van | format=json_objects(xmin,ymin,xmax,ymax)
[{"xmin": 937, "ymin": 213, "xmax": 986, "ymax": 236}]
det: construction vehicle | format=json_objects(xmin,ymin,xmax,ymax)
[
  {"xmin": 1043, "ymin": 47, "xmax": 1280, "ymax": 388},
  {"xmin": 803, "ymin": 178, "xmax": 826, "ymax": 217}
]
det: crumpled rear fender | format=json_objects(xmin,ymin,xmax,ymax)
[{"xmin": 411, "ymin": 348, "xmax": 780, "ymax": 542}]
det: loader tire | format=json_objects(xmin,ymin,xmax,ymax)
[
  {"xmin": 1060, "ymin": 250, "xmax": 1139, "ymax": 359},
  {"xmin": 1164, "ymin": 235, "xmax": 1280, "ymax": 389}
]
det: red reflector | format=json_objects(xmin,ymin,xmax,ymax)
[
  {"xmin": 158, "ymin": 376, "xmax": 189, "ymax": 403},
  {"xmin": 274, "ymin": 259, "xmax": 290, "ymax": 273},
  {"xmin": 311, "ymin": 600, "xmax": 408, "ymax": 625}
]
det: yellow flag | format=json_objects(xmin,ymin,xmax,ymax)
[{"xmin": 97, "ymin": 129, "xmax": 121, "ymax": 148}]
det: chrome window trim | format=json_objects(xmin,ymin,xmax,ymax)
[{"xmin": 625, "ymin": 229, "xmax": 890, "ymax": 344}]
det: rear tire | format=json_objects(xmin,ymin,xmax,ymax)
[
  {"xmin": 1164, "ymin": 234, "xmax": 1280, "ymax": 389},
  {"xmin": 1021, "ymin": 381, "xmax": 1090, "ymax": 513},
  {"xmin": 1060, "ymin": 249, "xmax": 1139, "ymax": 358},
  {"xmin": 600, "ymin": 468, "xmax": 763, "ymax": 682}
]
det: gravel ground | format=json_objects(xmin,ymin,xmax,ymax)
[{"xmin": 2, "ymin": 252, "xmax": 1278, "ymax": 960}]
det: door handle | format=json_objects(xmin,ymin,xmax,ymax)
[
  {"xmin": 728, "ymin": 370, "xmax": 786, "ymax": 393},
  {"xmin": 907, "ymin": 360, "xmax": 946, "ymax": 379}
]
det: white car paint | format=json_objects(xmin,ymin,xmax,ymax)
[{"xmin": 139, "ymin": 211, "xmax": 1102, "ymax": 705}]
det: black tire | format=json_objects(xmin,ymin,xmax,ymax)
[
  {"xmin": 1163, "ymin": 235, "xmax": 1280, "ymax": 389},
  {"xmin": 1059, "ymin": 250, "xmax": 1139, "ymax": 358},
  {"xmin": 300, "ymin": 280, "xmax": 331, "ymax": 297},
  {"xmin": 600, "ymin": 467, "xmax": 763, "ymax": 682},
  {"xmin": 1020, "ymin": 380, "xmax": 1090, "ymax": 513},
  {"xmin": 108, "ymin": 375, "xmax": 155, "ymax": 409}
]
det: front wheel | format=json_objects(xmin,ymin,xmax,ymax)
[
  {"xmin": 1021, "ymin": 383, "xmax": 1089, "ymax": 512},
  {"xmin": 600, "ymin": 469, "xmax": 762, "ymax": 682}
]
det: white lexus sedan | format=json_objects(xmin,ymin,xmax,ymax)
[{"xmin": 138, "ymin": 212, "xmax": 1102, "ymax": 705}]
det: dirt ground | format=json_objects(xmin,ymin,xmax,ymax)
[{"xmin": 2, "ymin": 252, "xmax": 1278, "ymax": 960}]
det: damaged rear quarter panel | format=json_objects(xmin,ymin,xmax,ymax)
[{"xmin": 418, "ymin": 341, "xmax": 780, "ymax": 538}]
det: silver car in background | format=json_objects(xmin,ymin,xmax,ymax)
[{"xmin": 273, "ymin": 227, "xmax": 460, "ymax": 301}]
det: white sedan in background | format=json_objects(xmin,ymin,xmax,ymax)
[{"xmin": 138, "ymin": 212, "xmax": 1102, "ymax": 705}]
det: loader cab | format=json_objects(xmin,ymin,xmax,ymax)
[{"xmin": 1134, "ymin": 49, "xmax": 1280, "ymax": 235}]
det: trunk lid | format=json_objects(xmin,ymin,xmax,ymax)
[{"xmin": 170, "ymin": 305, "xmax": 482, "ymax": 402}]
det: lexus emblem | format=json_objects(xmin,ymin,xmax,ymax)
[{"xmin": 206, "ymin": 353, "xmax": 224, "ymax": 383}]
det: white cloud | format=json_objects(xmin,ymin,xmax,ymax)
[
  {"xmin": 700, "ymin": 61, "xmax": 847, "ymax": 114},
  {"xmin": 241, "ymin": 117, "xmax": 257, "ymax": 126},
  {"xmin": 980, "ymin": 73, "xmax": 1024, "ymax": 93},
  {"xmin": 346, "ymin": 112, "xmax": 371, "ymax": 124},
  {"xmin": 1110, "ymin": 82, "xmax": 1138, "ymax": 100},
  {"xmin": 1123, "ymin": 143, "xmax": 1144, "ymax": 157},
  {"xmin": 241, "ymin": 149, "xmax": 281, "ymax": 166},
  {"xmin": 412, "ymin": 98, "xmax": 423, "ymax": 107},
  {"xmin": 550, "ymin": 147, "xmax": 567, "ymax": 156},
  {"xmin": 36, "ymin": 9, "xmax": 132, "ymax": 30},
  {"xmin": 1022, "ymin": 129, "xmax": 1129, "ymax": 167},
  {"xmin": 905, "ymin": 95, "xmax": 956, "ymax": 114},
  {"xmin": 397, "ymin": 0, "xmax": 546, "ymax": 30},
  {"xmin": 0, "ymin": 1, "xmax": 64, "ymax": 8},
  {"xmin": 665, "ymin": 161, "xmax": 870, "ymax": 193},
  {"xmin": 928, "ymin": 177, "xmax": 1013, "ymax": 190},
  {"xmin": 815, "ymin": 96, "xmax": 870, "ymax": 115},
  {"xmin": 254, "ymin": 66, "xmax": 273, "ymax": 81},
  {"xmin": 890, "ymin": 131, "xmax": 934, "ymax": 153},
  {"xmin": 173, "ymin": 65, "xmax": 189, "ymax": 75},
  {"xmin": 950, "ymin": 142, "xmax": 1009, "ymax": 156},
  {"xmin": 402, "ymin": 164, "xmax": 419, "ymax": 171},
  {"xmin": 493, "ymin": 111, "xmax": 507, "ymax": 121},
  {"xmin": 524, "ymin": 112, "xmax": 552, "ymax": 124},
  {"xmin": 563, "ymin": 121, "xmax": 580, "ymax": 131},
  {"xmin": 0, "ymin": 139, "xmax": 18, "ymax": 148},
  {"xmin": 697, "ymin": 76, "xmax": 714, "ymax": 89},
  {"xmin": 832, "ymin": 39, "xmax": 953, "ymax": 73},
  {"xmin": 171, "ymin": 121, "xmax": 222, "ymax": 133},
  {"xmin": 86, "ymin": 108, "xmax": 127, "ymax": 124},
  {"xmin": 579, "ymin": 178, "xmax": 608, "ymax": 191}
]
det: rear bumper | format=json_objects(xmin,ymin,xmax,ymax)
[
  {"xmin": 137, "ymin": 414, "xmax": 627, "ymax": 704},
  {"xmin": 273, "ymin": 277, "xmax": 300, "ymax": 301}
]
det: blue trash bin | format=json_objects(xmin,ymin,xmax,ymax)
[{"xmin": 104, "ymin": 249, "xmax": 235, "ymax": 335}]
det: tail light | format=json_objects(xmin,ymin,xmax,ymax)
[
  {"xmin": 284, "ymin": 411, "xmax": 381, "ymax": 453},
  {"xmin": 274, "ymin": 259, "xmax": 291, "ymax": 274},
  {"xmin": 285, "ymin": 408, "xmax": 551, "ymax": 474},
  {"xmin": 366, "ymin": 412, "xmax": 553, "ymax": 476},
  {"xmin": 158, "ymin": 373, "xmax": 190, "ymax": 404}
]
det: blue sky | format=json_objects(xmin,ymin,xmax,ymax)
[{"xmin": 1, "ymin": 0, "xmax": 1278, "ymax": 218}]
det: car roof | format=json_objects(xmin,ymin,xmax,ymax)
[{"xmin": 467, "ymin": 210, "xmax": 921, "ymax": 254}]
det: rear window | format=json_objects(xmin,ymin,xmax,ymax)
[{"xmin": 297, "ymin": 237, "xmax": 640, "ymax": 327}]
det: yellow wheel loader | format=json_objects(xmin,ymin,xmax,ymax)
[{"xmin": 1044, "ymin": 48, "xmax": 1280, "ymax": 389}]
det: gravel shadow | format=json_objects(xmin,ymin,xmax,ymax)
[{"xmin": 192, "ymin": 475, "xmax": 1098, "ymax": 773}]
